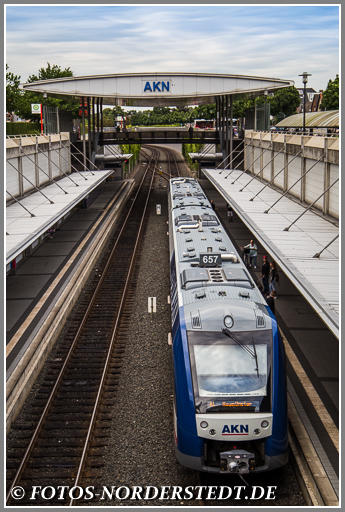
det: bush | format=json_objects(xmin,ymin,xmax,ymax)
[
  {"xmin": 6, "ymin": 122, "xmax": 40, "ymax": 136},
  {"xmin": 120, "ymin": 144, "xmax": 141, "ymax": 174},
  {"xmin": 182, "ymin": 143, "xmax": 204, "ymax": 173}
]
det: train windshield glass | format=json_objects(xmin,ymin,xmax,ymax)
[
  {"xmin": 188, "ymin": 330, "xmax": 271, "ymax": 400},
  {"xmin": 194, "ymin": 344, "xmax": 267, "ymax": 397}
]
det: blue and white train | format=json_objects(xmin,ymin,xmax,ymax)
[{"xmin": 168, "ymin": 177, "xmax": 288, "ymax": 474}]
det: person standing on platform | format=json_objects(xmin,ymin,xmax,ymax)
[
  {"xmin": 261, "ymin": 255, "xmax": 270, "ymax": 295},
  {"xmin": 243, "ymin": 246, "xmax": 250, "ymax": 266},
  {"xmin": 211, "ymin": 200, "xmax": 216, "ymax": 210},
  {"xmin": 244, "ymin": 239, "xmax": 257, "ymax": 269},
  {"xmin": 269, "ymin": 261, "xmax": 279, "ymax": 294},
  {"xmin": 227, "ymin": 204, "xmax": 234, "ymax": 222}
]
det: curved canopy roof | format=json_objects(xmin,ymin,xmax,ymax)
[
  {"xmin": 277, "ymin": 110, "xmax": 339, "ymax": 128},
  {"xmin": 21, "ymin": 72, "xmax": 294, "ymax": 106}
]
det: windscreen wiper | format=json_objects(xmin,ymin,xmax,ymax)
[
  {"xmin": 222, "ymin": 328, "xmax": 259, "ymax": 377},
  {"xmin": 252, "ymin": 336, "xmax": 259, "ymax": 378}
]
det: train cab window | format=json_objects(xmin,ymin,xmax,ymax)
[{"xmin": 188, "ymin": 330, "xmax": 272, "ymax": 412}]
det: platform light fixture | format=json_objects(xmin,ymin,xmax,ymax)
[{"xmin": 298, "ymin": 72, "xmax": 312, "ymax": 134}]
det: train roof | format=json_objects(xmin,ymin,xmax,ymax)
[{"xmin": 169, "ymin": 178, "xmax": 271, "ymax": 333}]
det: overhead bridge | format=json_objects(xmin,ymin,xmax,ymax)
[
  {"xmin": 21, "ymin": 71, "xmax": 293, "ymax": 163},
  {"xmin": 101, "ymin": 128, "xmax": 219, "ymax": 145}
]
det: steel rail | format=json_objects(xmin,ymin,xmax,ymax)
[
  {"xmin": 6, "ymin": 148, "xmax": 157, "ymax": 504},
  {"xmin": 162, "ymin": 145, "xmax": 181, "ymax": 179},
  {"xmin": 171, "ymin": 149, "xmax": 182, "ymax": 178},
  {"xmin": 70, "ymin": 158, "xmax": 157, "ymax": 505}
]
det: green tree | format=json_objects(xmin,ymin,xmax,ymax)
[
  {"xmin": 16, "ymin": 63, "xmax": 79, "ymax": 121},
  {"xmin": 6, "ymin": 64, "xmax": 23, "ymax": 114},
  {"xmin": 194, "ymin": 103, "xmax": 216, "ymax": 120},
  {"xmin": 233, "ymin": 96, "xmax": 254, "ymax": 118},
  {"xmin": 27, "ymin": 62, "xmax": 73, "ymax": 82},
  {"xmin": 269, "ymin": 86, "xmax": 300, "ymax": 118},
  {"xmin": 321, "ymin": 75, "xmax": 339, "ymax": 111},
  {"xmin": 102, "ymin": 108, "xmax": 115, "ymax": 127},
  {"xmin": 113, "ymin": 105, "xmax": 125, "ymax": 117}
]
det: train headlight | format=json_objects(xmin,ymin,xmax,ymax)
[
  {"xmin": 200, "ymin": 421, "xmax": 208, "ymax": 429},
  {"xmin": 254, "ymin": 428, "xmax": 261, "ymax": 435},
  {"xmin": 261, "ymin": 420, "xmax": 269, "ymax": 429},
  {"xmin": 224, "ymin": 315, "xmax": 234, "ymax": 328}
]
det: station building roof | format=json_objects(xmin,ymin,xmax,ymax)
[
  {"xmin": 6, "ymin": 170, "xmax": 113, "ymax": 264},
  {"xmin": 203, "ymin": 168, "xmax": 339, "ymax": 338},
  {"xmin": 276, "ymin": 110, "xmax": 339, "ymax": 128},
  {"xmin": 21, "ymin": 72, "xmax": 294, "ymax": 106}
]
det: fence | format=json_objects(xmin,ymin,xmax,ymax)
[
  {"xmin": 6, "ymin": 133, "xmax": 71, "ymax": 201},
  {"xmin": 244, "ymin": 131, "xmax": 339, "ymax": 219}
]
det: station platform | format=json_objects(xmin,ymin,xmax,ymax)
[
  {"xmin": 7, "ymin": 177, "xmax": 132, "ymax": 356},
  {"xmin": 200, "ymin": 177, "xmax": 339, "ymax": 500},
  {"xmin": 6, "ymin": 170, "xmax": 114, "ymax": 264},
  {"xmin": 202, "ymin": 168, "xmax": 339, "ymax": 338}
]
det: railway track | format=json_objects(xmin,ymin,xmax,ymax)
[
  {"xmin": 161, "ymin": 146, "xmax": 181, "ymax": 178},
  {"xmin": 6, "ymin": 146, "xmax": 311, "ymax": 507},
  {"xmin": 6, "ymin": 148, "xmax": 159, "ymax": 506},
  {"xmin": 143, "ymin": 144, "xmax": 187, "ymax": 180}
]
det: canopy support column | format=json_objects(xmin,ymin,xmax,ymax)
[
  {"xmin": 223, "ymin": 95, "xmax": 228, "ymax": 163},
  {"xmin": 229, "ymin": 95, "xmax": 234, "ymax": 169},
  {"xmin": 81, "ymin": 96, "xmax": 87, "ymax": 171},
  {"xmin": 92, "ymin": 97, "xmax": 96, "ymax": 158},
  {"xmin": 87, "ymin": 97, "xmax": 91, "ymax": 163},
  {"xmin": 100, "ymin": 99, "xmax": 103, "ymax": 146}
]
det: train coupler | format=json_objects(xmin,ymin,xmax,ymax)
[{"xmin": 220, "ymin": 449, "xmax": 255, "ymax": 474}]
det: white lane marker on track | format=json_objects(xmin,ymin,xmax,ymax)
[{"xmin": 148, "ymin": 297, "xmax": 157, "ymax": 313}]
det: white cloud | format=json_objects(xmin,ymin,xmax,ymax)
[{"xmin": 6, "ymin": 5, "xmax": 339, "ymax": 91}]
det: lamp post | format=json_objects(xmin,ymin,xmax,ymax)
[{"xmin": 298, "ymin": 72, "xmax": 312, "ymax": 134}]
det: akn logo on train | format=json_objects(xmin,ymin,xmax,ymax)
[{"xmin": 222, "ymin": 424, "xmax": 249, "ymax": 435}]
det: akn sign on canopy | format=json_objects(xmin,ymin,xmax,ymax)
[{"xmin": 143, "ymin": 81, "xmax": 171, "ymax": 93}]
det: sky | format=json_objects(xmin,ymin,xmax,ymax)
[{"xmin": 6, "ymin": 4, "xmax": 339, "ymax": 92}]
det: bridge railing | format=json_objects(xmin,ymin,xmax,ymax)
[{"xmin": 101, "ymin": 129, "xmax": 219, "ymax": 144}]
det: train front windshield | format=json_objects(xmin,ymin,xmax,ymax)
[
  {"xmin": 194, "ymin": 344, "xmax": 267, "ymax": 396},
  {"xmin": 188, "ymin": 331, "xmax": 272, "ymax": 412}
]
